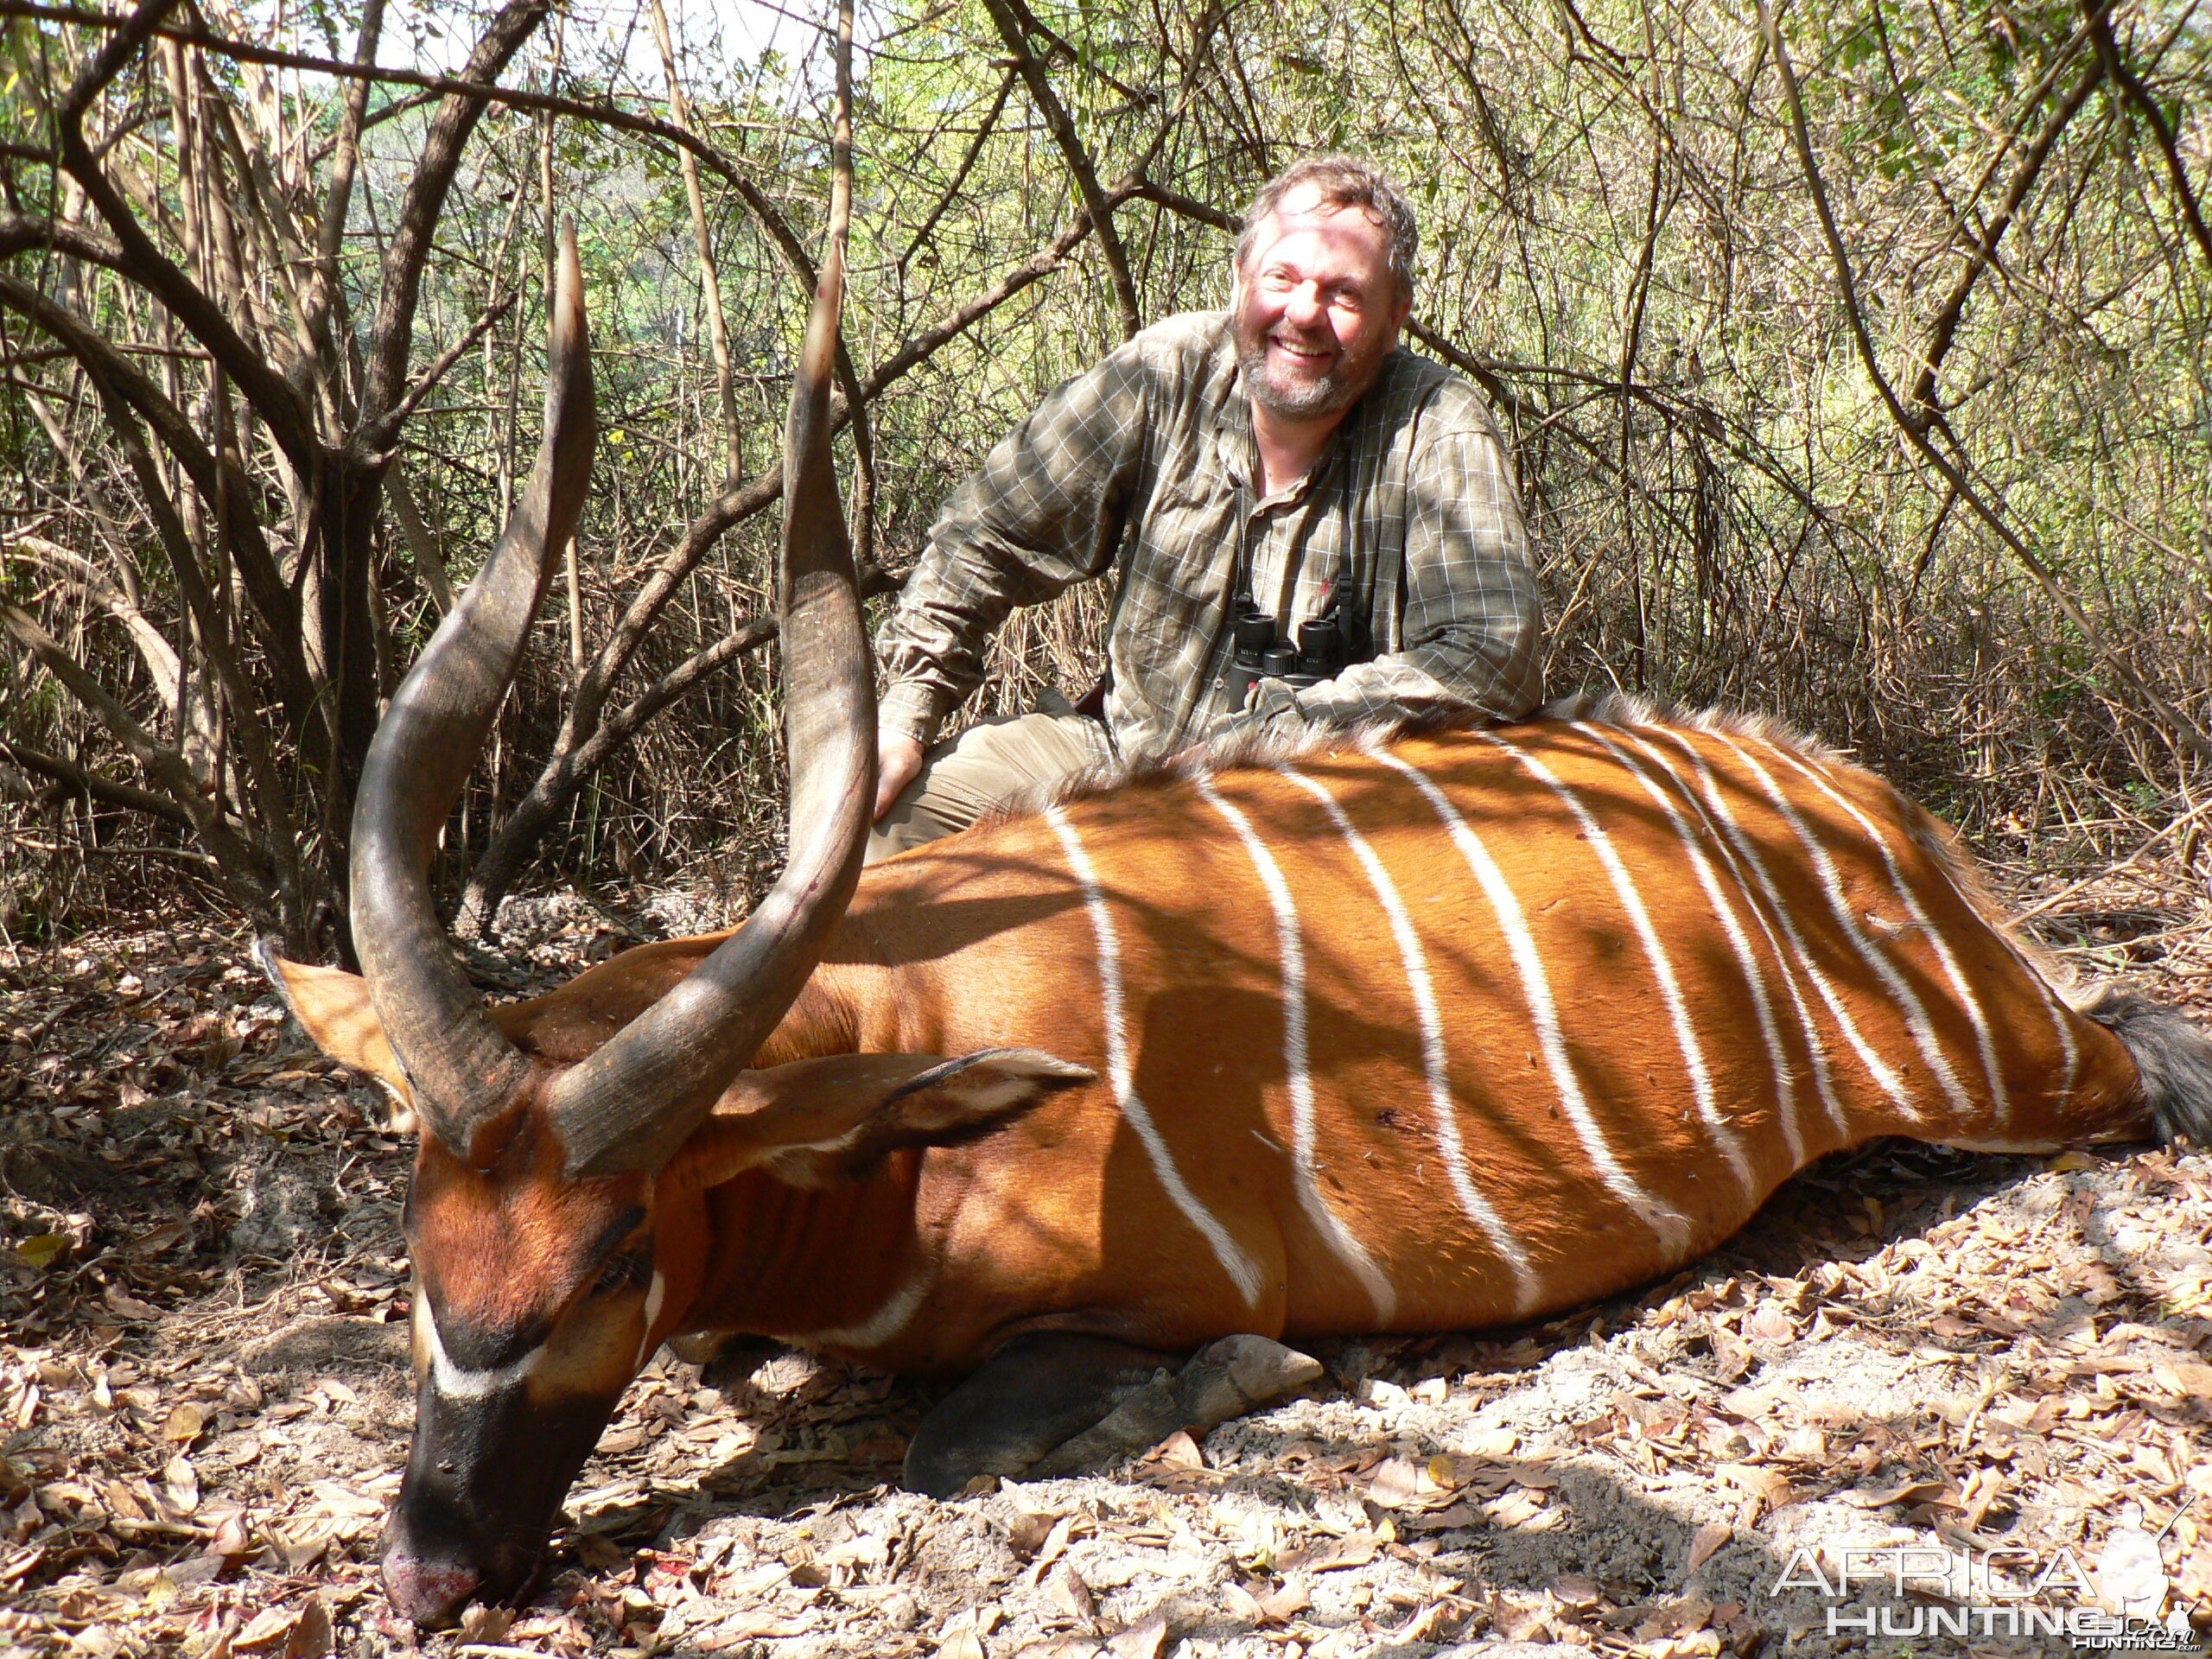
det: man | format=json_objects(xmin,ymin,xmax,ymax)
[{"xmin": 869, "ymin": 154, "xmax": 1541, "ymax": 861}]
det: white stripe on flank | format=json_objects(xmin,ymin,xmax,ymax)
[
  {"xmin": 1716, "ymin": 734, "xmax": 1976, "ymax": 1123},
  {"xmin": 1964, "ymin": 906, "xmax": 2081, "ymax": 1103},
  {"xmin": 1044, "ymin": 804, "xmax": 1268, "ymax": 1306},
  {"xmin": 2054, "ymin": 989, "xmax": 2082, "ymax": 1102},
  {"xmin": 1345, "ymin": 741, "xmax": 1692, "ymax": 1265},
  {"xmin": 1752, "ymin": 739, "xmax": 2010, "ymax": 1128},
  {"xmin": 1633, "ymin": 725, "xmax": 1918, "ymax": 1122},
  {"xmin": 1573, "ymin": 721, "xmax": 1808, "ymax": 1166},
  {"xmin": 795, "ymin": 1274, "xmax": 931, "ymax": 1351},
  {"xmin": 1810, "ymin": 761, "xmax": 2082, "ymax": 1109},
  {"xmin": 1612, "ymin": 726, "xmax": 1850, "ymax": 1143},
  {"xmin": 420, "ymin": 1300, "xmax": 540, "ymax": 1401},
  {"xmin": 1198, "ymin": 772, "xmax": 1396, "ymax": 1321},
  {"xmin": 1478, "ymin": 730, "xmax": 1754, "ymax": 1197},
  {"xmin": 1273, "ymin": 760, "xmax": 1541, "ymax": 1313}
]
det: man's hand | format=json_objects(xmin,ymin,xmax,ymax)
[{"xmin": 874, "ymin": 733, "xmax": 925, "ymax": 822}]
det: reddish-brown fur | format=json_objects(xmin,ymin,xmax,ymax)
[{"xmin": 460, "ymin": 709, "xmax": 2149, "ymax": 1376}]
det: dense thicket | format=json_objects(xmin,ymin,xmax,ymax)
[{"xmin": 2, "ymin": 0, "xmax": 2206, "ymax": 950}]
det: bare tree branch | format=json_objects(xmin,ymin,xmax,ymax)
[
  {"xmin": 49, "ymin": 0, "xmax": 320, "ymax": 470},
  {"xmin": 0, "ymin": 736, "xmax": 194, "ymax": 825},
  {"xmin": 981, "ymin": 0, "xmax": 1143, "ymax": 339},
  {"xmin": 0, "ymin": 270, "xmax": 314, "ymax": 723},
  {"xmin": 456, "ymin": 180, "xmax": 1142, "ymax": 925},
  {"xmin": 355, "ymin": 0, "xmax": 546, "ymax": 433},
  {"xmin": 647, "ymin": 0, "xmax": 743, "ymax": 481},
  {"xmin": 899, "ymin": 69, "xmax": 1016, "ymax": 271},
  {"xmin": 0, "ymin": 212, "xmax": 126, "ymax": 268},
  {"xmin": 1758, "ymin": 0, "xmax": 2212, "ymax": 767},
  {"xmin": 375, "ymin": 290, "xmax": 515, "ymax": 446},
  {"xmin": 2086, "ymin": 2, "xmax": 2212, "ymax": 274},
  {"xmin": 1906, "ymin": 53, "xmax": 2105, "ymax": 429},
  {"xmin": 460, "ymin": 561, "xmax": 903, "ymax": 929},
  {"xmin": 1, "ymin": 601, "xmax": 271, "ymax": 906},
  {"xmin": 303, "ymin": 0, "xmax": 385, "ymax": 366}
]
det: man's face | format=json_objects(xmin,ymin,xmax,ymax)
[{"xmin": 1233, "ymin": 186, "xmax": 1411, "ymax": 424}]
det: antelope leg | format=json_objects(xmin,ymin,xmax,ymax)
[
  {"xmin": 903, "ymin": 1333, "xmax": 1325, "ymax": 1497},
  {"xmin": 1026, "ymin": 1335, "xmax": 1324, "ymax": 1480},
  {"xmin": 902, "ymin": 1334, "xmax": 1174, "ymax": 1497}
]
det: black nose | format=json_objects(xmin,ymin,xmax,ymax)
[{"xmin": 380, "ymin": 1549, "xmax": 482, "ymax": 1628}]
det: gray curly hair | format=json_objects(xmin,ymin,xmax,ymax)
[{"xmin": 1234, "ymin": 155, "xmax": 1419, "ymax": 303}]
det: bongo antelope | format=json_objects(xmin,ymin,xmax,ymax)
[{"xmin": 264, "ymin": 229, "xmax": 2212, "ymax": 1627}]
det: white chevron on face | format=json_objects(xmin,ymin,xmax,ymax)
[
  {"xmin": 418, "ymin": 1298, "xmax": 541, "ymax": 1402},
  {"xmin": 632, "ymin": 1270, "xmax": 666, "ymax": 1370}
]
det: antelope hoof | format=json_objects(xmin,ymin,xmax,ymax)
[
  {"xmin": 902, "ymin": 1333, "xmax": 1174, "ymax": 1497},
  {"xmin": 902, "ymin": 1332, "xmax": 1325, "ymax": 1497},
  {"xmin": 1027, "ymin": 1335, "xmax": 1324, "ymax": 1479}
]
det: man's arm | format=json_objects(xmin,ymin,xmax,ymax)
[
  {"xmin": 876, "ymin": 343, "xmax": 1154, "ymax": 753},
  {"xmin": 1227, "ymin": 413, "xmax": 1542, "ymax": 738},
  {"xmin": 874, "ymin": 732, "xmax": 926, "ymax": 819}
]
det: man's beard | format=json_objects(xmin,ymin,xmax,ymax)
[{"xmin": 1235, "ymin": 319, "xmax": 1379, "ymax": 421}]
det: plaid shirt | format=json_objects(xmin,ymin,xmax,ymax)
[{"xmin": 879, "ymin": 311, "xmax": 1542, "ymax": 758}]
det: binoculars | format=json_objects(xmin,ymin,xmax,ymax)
[{"xmin": 1224, "ymin": 590, "xmax": 1348, "ymax": 708}]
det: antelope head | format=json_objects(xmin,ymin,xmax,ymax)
[{"xmin": 260, "ymin": 225, "xmax": 1079, "ymax": 1624}]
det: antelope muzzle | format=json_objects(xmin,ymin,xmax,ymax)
[{"xmin": 379, "ymin": 1369, "xmax": 625, "ymax": 1626}]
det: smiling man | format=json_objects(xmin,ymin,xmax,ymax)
[{"xmin": 869, "ymin": 155, "xmax": 1542, "ymax": 859}]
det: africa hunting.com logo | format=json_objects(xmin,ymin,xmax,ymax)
[{"xmin": 1764, "ymin": 1503, "xmax": 2202, "ymax": 1652}]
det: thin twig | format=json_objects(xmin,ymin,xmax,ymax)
[
  {"xmin": 2017, "ymin": 798, "xmax": 2212, "ymax": 920},
  {"xmin": 375, "ymin": 291, "xmax": 515, "ymax": 442}
]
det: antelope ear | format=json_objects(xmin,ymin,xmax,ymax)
[
  {"xmin": 253, "ymin": 940, "xmax": 418, "ymax": 1128},
  {"xmin": 675, "ymin": 1049, "xmax": 1094, "ymax": 1189}
]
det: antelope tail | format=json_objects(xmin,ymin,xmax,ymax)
[{"xmin": 2076, "ymin": 983, "xmax": 2212, "ymax": 1145}]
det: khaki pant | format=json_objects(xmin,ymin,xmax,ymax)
[{"xmin": 866, "ymin": 699, "xmax": 1115, "ymax": 864}]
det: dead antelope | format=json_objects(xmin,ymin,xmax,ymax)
[{"xmin": 264, "ymin": 231, "xmax": 2212, "ymax": 1627}]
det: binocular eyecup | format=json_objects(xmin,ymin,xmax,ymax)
[{"xmin": 1224, "ymin": 592, "xmax": 1347, "ymax": 709}]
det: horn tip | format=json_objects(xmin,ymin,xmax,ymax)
[
  {"xmin": 552, "ymin": 222, "xmax": 590, "ymax": 369},
  {"xmin": 798, "ymin": 250, "xmax": 846, "ymax": 391}
]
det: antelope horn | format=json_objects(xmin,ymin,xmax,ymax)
[
  {"xmin": 547, "ymin": 99, "xmax": 873, "ymax": 1179},
  {"xmin": 351, "ymin": 228, "xmax": 598, "ymax": 1154}
]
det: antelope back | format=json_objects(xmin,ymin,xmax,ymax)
[{"xmin": 766, "ymin": 703, "xmax": 2150, "ymax": 1368}]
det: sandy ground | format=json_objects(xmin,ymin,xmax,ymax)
[{"xmin": 3, "ymin": 855, "xmax": 2209, "ymax": 1658}]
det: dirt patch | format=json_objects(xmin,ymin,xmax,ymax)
[{"xmin": 2, "ymin": 858, "xmax": 2209, "ymax": 1657}]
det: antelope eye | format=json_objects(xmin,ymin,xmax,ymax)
[{"xmin": 594, "ymin": 1249, "xmax": 652, "ymax": 1297}]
